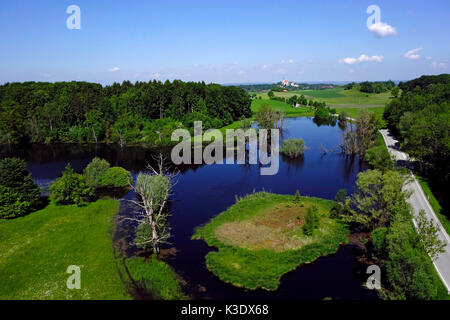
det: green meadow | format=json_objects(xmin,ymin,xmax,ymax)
[{"xmin": 0, "ymin": 198, "xmax": 186, "ymax": 300}]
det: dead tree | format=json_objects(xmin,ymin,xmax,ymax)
[{"xmin": 126, "ymin": 154, "xmax": 177, "ymax": 254}]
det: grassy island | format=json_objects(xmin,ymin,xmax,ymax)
[{"xmin": 192, "ymin": 192, "xmax": 349, "ymax": 291}]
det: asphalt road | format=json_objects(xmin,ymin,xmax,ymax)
[{"xmin": 379, "ymin": 129, "xmax": 450, "ymax": 293}]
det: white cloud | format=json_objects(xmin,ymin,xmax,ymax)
[
  {"xmin": 281, "ymin": 59, "xmax": 295, "ymax": 64},
  {"xmin": 431, "ymin": 61, "xmax": 448, "ymax": 69},
  {"xmin": 151, "ymin": 72, "xmax": 161, "ymax": 78},
  {"xmin": 404, "ymin": 47, "xmax": 422, "ymax": 60},
  {"xmin": 425, "ymin": 56, "xmax": 433, "ymax": 60},
  {"xmin": 108, "ymin": 67, "xmax": 120, "ymax": 72},
  {"xmin": 339, "ymin": 54, "xmax": 384, "ymax": 65},
  {"xmin": 368, "ymin": 22, "xmax": 397, "ymax": 38}
]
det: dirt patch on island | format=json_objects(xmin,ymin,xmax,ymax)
[{"xmin": 215, "ymin": 204, "xmax": 314, "ymax": 252}]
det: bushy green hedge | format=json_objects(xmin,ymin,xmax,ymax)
[
  {"xmin": 50, "ymin": 164, "xmax": 94, "ymax": 206},
  {"xmin": 100, "ymin": 167, "xmax": 132, "ymax": 188},
  {"xmin": 0, "ymin": 157, "xmax": 41, "ymax": 218}
]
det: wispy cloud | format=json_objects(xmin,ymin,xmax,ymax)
[
  {"xmin": 368, "ymin": 22, "xmax": 397, "ymax": 38},
  {"xmin": 108, "ymin": 67, "xmax": 120, "ymax": 72},
  {"xmin": 404, "ymin": 48, "xmax": 422, "ymax": 60},
  {"xmin": 281, "ymin": 59, "xmax": 295, "ymax": 64},
  {"xmin": 431, "ymin": 61, "xmax": 448, "ymax": 69},
  {"xmin": 339, "ymin": 54, "xmax": 384, "ymax": 65}
]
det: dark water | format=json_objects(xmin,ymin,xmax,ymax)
[{"xmin": 0, "ymin": 117, "xmax": 378, "ymax": 300}]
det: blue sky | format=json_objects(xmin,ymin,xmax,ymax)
[{"xmin": 1, "ymin": 0, "xmax": 449, "ymax": 84}]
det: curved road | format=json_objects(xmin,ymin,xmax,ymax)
[{"xmin": 379, "ymin": 129, "xmax": 450, "ymax": 293}]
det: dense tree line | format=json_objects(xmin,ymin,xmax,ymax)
[
  {"xmin": 0, "ymin": 80, "xmax": 251, "ymax": 146},
  {"xmin": 344, "ymin": 81, "xmax": 396, "ymax": 93},
  {"xmin": 383, "ymin": 74, "xmax": 450, "ymax": 197},
  {"xmin": 359, "ymin": 81, "xmax": 395, "ymax": 94},
  {"xmin": 339, "ymin": 169, "xmax": 446, "ymax": 299}
]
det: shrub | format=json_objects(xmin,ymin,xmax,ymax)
[
  {"xmin": 304, "ymin": 205, "xmax": 320, "ymax": 236},
  {"xmin": 293, "ymin": 190, "xmax": 302, "ymax": 206},
  {"xmin": 101, "ymin": 167, "xmax": 132, "ymax": 188},
  {"xmin": 330, "ymin": 189, "xmax": 347, "ymax": 219},
  {"xmin": 365, "ymin": 146, "xmax": 392, "ymax": 171},
  {"xmin": 0, "ymin": 157, "xmax": 41, "ymax": 218},
  {"xmin": 338, "ymin": 111, "xmax": 348, "ymax": 123},
  {"xmin": 280, "ymin": 139, "xmax": 305, "ymax": 158},
  {"xmin": 50, "ymin": 164, "xmax": 94, "ymax": 206},
  {"xmin": 372, "ymin": 226, "xmax": 388, "ymax": 258},
  {"xmin": 84, "ymin": 157, "xmax": 110, "ymax": 188}
]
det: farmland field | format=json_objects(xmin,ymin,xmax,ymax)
[{"xmin": 252, "ymin": 86, "xmax": 391, "ymax": 122}]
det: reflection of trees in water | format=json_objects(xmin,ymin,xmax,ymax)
[
  {"xmin": 313, "ymin": 117, "xmax": 337, "ymax": 127},
  {"xmin": 281, "ymin": 154, "xmax": 305, "ymax": 171},
  {"xmin": 341, "ymin": 154, "xmax": 366, "ymax": 184}
]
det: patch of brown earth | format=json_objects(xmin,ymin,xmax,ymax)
[{"xmin": 215, "ymin": 204, "xmax": 310, "ymax": 252}]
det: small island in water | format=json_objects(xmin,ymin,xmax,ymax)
[{"xmin": 192, "ymin": 192, "xmax": 349, "ymax": 291}]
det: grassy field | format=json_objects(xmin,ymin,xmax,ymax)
[
  {"xmin": 193, "ymin": 192, "xmax": 348, "ymax": 291},
  {"xmin": 256, "ymin": 87, "xmax": 391, "ymax": 106},
  {"xmin": 0, "ymin": 198, "xmax": 186, "ymax": 300},
  {"xmin": 0, "ymin": 199, "xmax": 129, "ymax": 299},
  {"xmin": 253, "ymin": 87, "xmax": 389, "ymax": 123},
  {"xmin": 251, "ymin": 98, "xmax": 314, "ymax": 118}
]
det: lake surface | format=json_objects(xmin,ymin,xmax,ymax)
[{"xmin": 0, "ymin": 117, "xmax": 378, "ymax": 300}]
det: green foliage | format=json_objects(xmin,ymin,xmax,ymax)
[
  {"xmin": 313, "ymin": 105, "xmax": 332, "ymax": 125},
  {"xmin": 255, "ymin": 103, "xmax": 276, "ymax": 129},
  {"xmin": 0, "ymin": 157, "xmax": 41, "ymax": 218},
  {"xmin": 193, "ymin": 192, "xmax": 348, "ymax": 290},
  {"xmin": 338, "ymin": 111, "xmax": 348, "ymax": 123},
  {"xmin": 50, "ymin": 164, "xmax": 94, "ymax": 206},
  {"xmin": 385, "ymin": 217, "xmax": 442, "ymax": 300},
  {"xmin": 293, "ymin": 190, "xmax": 302, "ymax": 205},
  {"xmin": 304, "ymin": 205, "xmax": 320, "ymax": 236},
  {"xmin": 383, "ymin": 75, "xmax": 449, "ymax": 191},
  {"xmin": 100, "ymin": 167, "xmax": 132, "ymax": 188},
  {"xmin": 84, "ymin": 157, "xmax": 110, "ymax": 188},
  {"xmin": 359, "ymin": 81, "xmax": 394, "ymax": 94},
  {"xmin": 136, "ymin": 173, "xmax": 170, "ymax": 213},
  {"xmin": 124, "ymin": 256, "xmax": 186, "ymax": 300},
  {"xmin": 365, "ymin": 145, "xmax": 392, "ymax": 171},
  {"xmin": 135, "ymin": 222, "xmax": 153, "ymax": 250},
  {"xmin": 0, "ymin": 80, "xmax": 251, "ymax": 145},
  {"xmin": 330, "ymin": 189, "xmax": 347, "ymax": 218},
  {"xmin": 341, "ymin": 169, "xmax": 409, "ymax": 231},
  {"xmin": 280, "ymin": 139, "xmax": 305, "ymax": 158},
  {"xmin": 371, "ymin": 226, "xmax": 388, "ymax": 258}
]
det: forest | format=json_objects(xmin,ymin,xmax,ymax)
[
  {"xmin": 0, "ymin": 80, "xmax": 252, "ymax": 146},
  {"xmin": 383, "ymin": 74, "xmax": 450, "ymax": 213}
]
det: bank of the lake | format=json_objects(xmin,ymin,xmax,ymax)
[
  {"xmin": 193, "ymin": 192, "xmax": 349, "ymax": 291},
  {"xmin": 0, "ymin": 199, "xmax": 129, "ymax": 299},
  {"xmin": 0, "ymin": 198, "xmax": 186, "ymax": 300}
]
